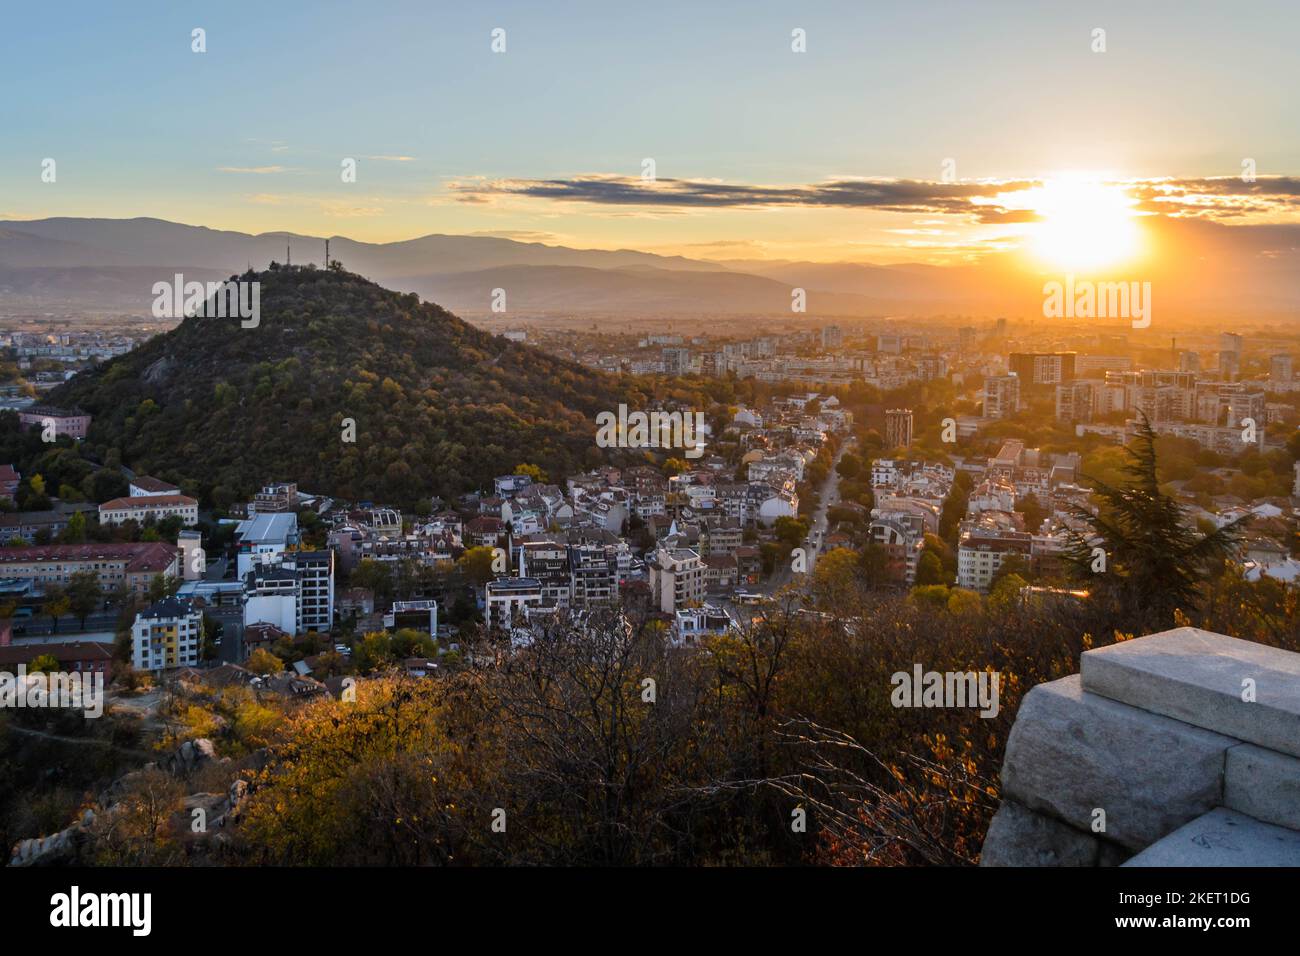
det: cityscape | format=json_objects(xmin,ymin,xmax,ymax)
[{"xmin": 1, "ymin": 0, "xmax": 1297, "ymax": 931}]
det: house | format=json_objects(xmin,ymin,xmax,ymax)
[{"xmin": 244, "ymin": 622, "xmax": 289, "ymax": 656}]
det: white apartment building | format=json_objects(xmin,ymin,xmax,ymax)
[
  {"xmin": 132, "ymin": 596, "xmax": 204, "ymax": 672},
  {"xmin": 648, "ymin": 547, "xmax": 706, "ymax": 614}
]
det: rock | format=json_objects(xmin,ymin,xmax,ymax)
[
  {"xmin": 1081, "ymin": 627, "xmax": 1300, "ymax": 758},
  {"xmin": 1224, "ymin": 743, "xmax": 1300, "ymax": 831},
  {"xmin": 1123, "ymin": 807, "xmax": 1300, "ymax": 867},
  {"xmin": 1000, "ymin": 675, "xmax": 1234, "ymax": 850},
  {"xmin": 980, "ymin": 798, "xmax": 1099, "ymax": 866}
]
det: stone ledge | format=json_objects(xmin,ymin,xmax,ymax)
[
  {"xmin": 1081, "ymin": 627, "xmax": 1300, "ymax": 759},
  {"xmin": 1001, "ymin": 674, "xmax": 1234, "ymax": 850},
  {"xmin": 1224, "ymin": 743, "xmax": 1300, "ymax": 832},
  {"xmin": 979, "ymin": 798, "xmax": 1101, "ymax": 867},
  {"xmin": 1123, "ymin": 807, "xmax": 1300, "ymax": 867}
]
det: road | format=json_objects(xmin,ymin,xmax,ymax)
[{"xmin": 765, "ymin": 436, "xmax": 855, "ymax": 592}]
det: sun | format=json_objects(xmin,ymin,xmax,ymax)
[{"xmin": 1024, "ymin": 175, "xmax": 1141, "ymax": 271}]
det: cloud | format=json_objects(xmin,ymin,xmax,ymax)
[
  {"xmin": 217, "ymin": 165, "xmax": 289, "ymax": 174},
  {"xmin": 448, "ymin": 173, "xmax": 1300, "ymax": 225},
  {"xmin": 363, "ymin": 155, "xmax": 417, "ymax": 163}
]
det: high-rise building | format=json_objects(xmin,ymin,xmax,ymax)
[
  {"xmin": 885, "ymin": 408, "xmax": 914, "ymax": 449},
  {"xmin": 1178, "ymin": 350, "xmax": 1201, "ymax": 374},
  {"xmin": 821, "ymin": 325, "xmax": 843, "ymax": 350},
  {"xmin": 983, "ymin": 375, "xmax": 1020, "ymax": 419},
  {"xmin": 1271, "ymin": 354, "xmax": 1293, "ymax": 383},
  {"xmin": 1009, "ymin": 352, "xmax": 1076, "ymax": 391},
  {"xmin": 1219, "ymin": 351, "xmax": 1241, "ymax": 382},
  {"xmin": 1055, "ymin": 381, "xmax": 1095, "ymax": 423},
  {"xmin": 662, "ymin": 347, "xmax": 691, "ymax": 376}
]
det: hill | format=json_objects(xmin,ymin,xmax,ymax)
[{"xmin": 48, "ymin": 265, "xmax": 657, "ymax": 507}]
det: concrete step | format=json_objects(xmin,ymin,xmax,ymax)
[
  {"xmin": 1123, "ymin": 807, "xmax": 1300, "ymax": 867},
  {"xmin": 1081, "ymin": 627, "xmax": 1300, "ymax": 758}
]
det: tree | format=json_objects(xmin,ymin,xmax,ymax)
[
  {"xmin": 456, "ymin": 546, "xmax": 498, "ymax": 588},
  {"xmin": 915, "ymin": 550, "xmax": 947, "ymax": 587},
  {"xmin": 28, "ymin": 653, "xmax": 60, "ymax": 674},
  {"xmin": 1068, "ymin": 416, "xmax": 1247, "ymax": 627},
  {"xmin": 66, "ymin": 570, "xmax": 103, "ymax": 628},
  {"xmin": 59, "ymin": 511, "xmax": 87, "ymax": 544},
  {"xmin": 43, "ymin": 586, "xmax": 70, "ymax": 633},
  {"xmin": 247, "ymin": 648, "xmax": 284, "ymax": 676}
]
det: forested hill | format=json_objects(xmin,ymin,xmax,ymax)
[{"xmin": 50, "ymin": 265, "xmax": 653, "ymax": 507}]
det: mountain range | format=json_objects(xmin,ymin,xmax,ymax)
[{"xmin": 2, "ymin": 216, "xmax": 1298, "ymax": 319}]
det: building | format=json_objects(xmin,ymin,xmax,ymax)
[
  {"xmin": 0, "ymin": 635, "xmax": 114, "ymax": 680},
  {"xmin": 485, "ymin": 577, "xmax": 545, "ymax": 630},
  {"xmin": 132, "ymin": 596, "xmax": 204, "ymax": 672},
  {"xmin": 98, "ymin": 493, "xmax": 198, "ymax": 527},
  {"xmin": 821, "ymin": 325, "xmax": 843, "ymax": 350},
  {"xmin": 0, "ymin": 542, "xmax": 179, "ymax": 596},
  {"xmin": 1055, "ymin": 381, "xmax": 1095, "ymax": 423},
  {"xmin": 0, "ymin": 464, "xmax": 19, "ymax": 500},
  {"xmin": 647, "ymin": 547, "xmax": 705, "ymax": 614},
  {"xmin": 288, "ymin": 549, "xmax": 335, "ymax": 633},
  {"xmin": 1009, "ymin": 352, "xmax": 1076, "ymax": 391},
  {"xmin": 251, "ymin": 482, "xmax": 298, "ymax": 513},
  {"xmin": 1271, "ymin": 354, "xmax": 1294, "ymax": 384},
  {"xmin": 957, "ymin": 526, "xmax": 1033, "ymax": 593},
  {"xmin": 984, "ymin": 375, "xmax": 1021, "ymax": 419},
  {"xmin": 384, "ymin": 599, "xmax": 438, "ymax": 634},
  {"xmin": 241, "ymin": 549, "xmax": 334, "ymax": 636},
  {"xmin": 0, "ymin": 510, "xmax": 74, "ymax": 544},
  {"xmin": 235, "ymin": 512, "xmax": 299, "ymax": 577},
  {"xmin": 662, "ymin": 347, "xmax": 691, "ymax": 376},
  {"xmin": 128, "ymin": 476, "xmax": 180, "ymax": 497},
  {"xmin": 570, "ymin": 543, "xmax": 617, "ymax": 606},
  {"xmin": 885, "ymin": 408, "xmax": 914, "ymax": 450},
  {"xmin": 17, "ymin": 405, "xmax": 91, "ymax": 440}
]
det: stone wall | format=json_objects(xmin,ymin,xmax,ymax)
[{"xmin": 981, "ymin": 627, "xmax": 1300, "ymax": 867}]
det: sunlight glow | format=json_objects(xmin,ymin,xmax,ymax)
[{"xmin": 1025, "ymin": 176, "xmax": 1142, "ymax": 271}]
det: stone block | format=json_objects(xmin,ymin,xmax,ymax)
[{"xmin": 1123, "ymin": 807, "xmax": 1300, "ymax": 867}]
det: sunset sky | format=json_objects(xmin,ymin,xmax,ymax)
[{"xmin": 3, "ymin": 0, "xmax": 1298, "ymax": 266}]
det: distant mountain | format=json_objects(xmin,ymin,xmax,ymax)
[
  {"xmin": 2, "ymin": 215, "xmax": 1297, "ymax": 319},
  {"xmin": 48, "ymin": 266, "xmax": 650, "ymax": 505},
  {"xmin": 0, "ymin": 217, "xmax": 889, "ymax": 316}
]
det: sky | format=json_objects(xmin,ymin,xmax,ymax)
[{"xmin": 2, "ymin": 0, "xmax": 1297, "ymax": 264}]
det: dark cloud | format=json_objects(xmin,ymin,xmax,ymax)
[
  {"xmin": 451, "ymin": 175, "xmax": 1039, "ymax": 220},
  {"xmin": 450, "ymin": 174, "xmax": 1300, "ymax": 225}
]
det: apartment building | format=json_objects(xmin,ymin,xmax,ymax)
[
  {"xmin": 647, "ymin": 547, "xmax": 706, "ymax": 614},
  {"xmin": 485, "ymin": 577, "xmax": 545, "ymax": 630},
  {"xmin": 132, "ymin": 596, "xmax": 204, "ymax": 672},
  {"xmin": 0, "ymin": 542, "xmax": 179, "ymax": 596},
  {"xmin": 957, "ymin": 526, "xmax": 1034, "ymax": 593}
]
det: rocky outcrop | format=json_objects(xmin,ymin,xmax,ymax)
[
  {"xmin": 981, "ymin": 628, "xmax": 1300, "ymax": 867},
  {"xmin": 8, "ymin": 737, "xmax": 248, "ymax": 867}
]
